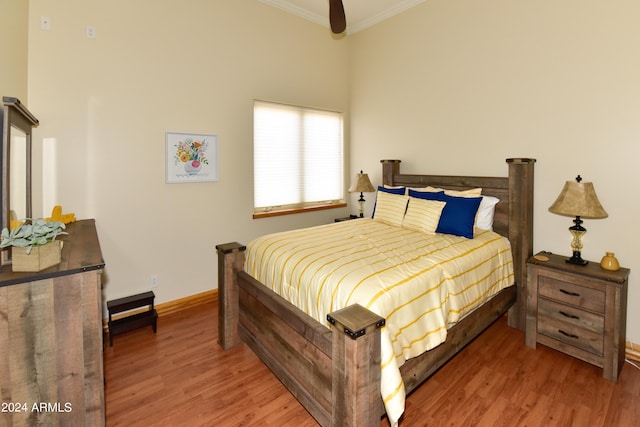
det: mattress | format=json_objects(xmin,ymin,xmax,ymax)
[{"xmin": 244, "ymin": 218, "xmax": 514, "ymax": 425}]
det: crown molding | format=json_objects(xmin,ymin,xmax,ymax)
[
  {"xmin": 258, "ymin": 0, "xmax": 426, "ymax": 35},
  {"xmin": 258, "ymin": 0, "xmax": 327, "ymax": 28},
  {"xmin": 349, "ymin": 0, "xmax": 426, "ymax": 34}
]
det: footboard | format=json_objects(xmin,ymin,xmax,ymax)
[{"xmin": 216, "ymin": 243, "xmax": 384, "ymax": 427}]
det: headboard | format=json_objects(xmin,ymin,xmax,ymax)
[{"xmin": 380, "ymin": 158, "xmax": 536, "ymax": 330}]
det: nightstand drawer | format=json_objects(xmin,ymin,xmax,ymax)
[
  {"xmin": 537, "ymin": 277, "xmax": 605, "ymax": 357},
  {"xmin": 538, "ymin": 298, "xmax": 604, "ymax": 334},
  {"xmin": 538, "ymin": 276, "xmax": 605, "ymax": 313},
  {"xmin": 537, "ymin": 312, "xmax": 604, "ymax": 355}
]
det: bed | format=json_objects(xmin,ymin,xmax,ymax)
[{"xmin": 216, "ymin": 158, "xmax": 535, "ymax": 426}]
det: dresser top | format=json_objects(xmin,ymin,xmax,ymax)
[{"xmin": 0, "ymin": 219, "xmax": 104, "ymax": 287}]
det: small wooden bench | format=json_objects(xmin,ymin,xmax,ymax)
[{"xmin": 107, "ymin": 291, "xmax": 158, "ymax": 346}]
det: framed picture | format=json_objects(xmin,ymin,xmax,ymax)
[{"xmin": 166, "ymin": 132, "xmax": 218, "ymax": 183}]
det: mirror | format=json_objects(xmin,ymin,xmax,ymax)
[
  {"xmin": 1, "ymin": 96, "xmax": 38, "ymax": 266},
  {"xmin": 9, "ymin": 126, "xmax": 28, "ymax": 221}
]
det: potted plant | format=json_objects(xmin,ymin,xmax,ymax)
[{"xmin": 0, "ymin": 218, "xmax": 68, "ymax": 272}]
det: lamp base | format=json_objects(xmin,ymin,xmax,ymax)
[
  {"xmin": 566, "ymin": 217, "xmax": 588, "ymax": 266},
  {"xmin": 358, "ymin": 194, "xmax": 366, "ymax": 218},
  {"xmin": 566, "ymin": 251, "xmax": 588, "ymax": 266}
]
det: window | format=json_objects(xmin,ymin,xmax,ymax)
[{"xmin": 253, "ymin": 100, "xmax": 345, "ymax": 217}]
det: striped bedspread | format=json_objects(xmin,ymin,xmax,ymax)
[{"xmin": 244, "ymin": 218, "xmax": 514, "ymax": 426}]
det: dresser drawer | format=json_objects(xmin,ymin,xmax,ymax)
[{"xmin": 538, "ymin": 276, "xmax": 605, "ymax": 313}]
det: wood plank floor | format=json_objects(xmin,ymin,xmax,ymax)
[{"xmin": 104, "ymin": 301, "xmax": 640, "ymax": 426}]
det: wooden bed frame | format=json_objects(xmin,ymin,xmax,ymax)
[{"xmin": 216, "ymin": 158, "xmax": 535, "ymax": 426}]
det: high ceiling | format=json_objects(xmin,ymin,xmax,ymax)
[{"xmin": 259, "ymin": 0, "xmax": 426, "ymax": 34}]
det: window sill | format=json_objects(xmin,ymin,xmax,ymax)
[{"xmin": 253, "ymin": 202, "xmax": 347, "ymax": 219}]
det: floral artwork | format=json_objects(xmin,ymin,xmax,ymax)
[
  {"xmin": 166, "ymin": 132, "xmax": 218, "ymax": 183},
  {"xmin": 175, "ymin": 137, "xmax": 208, "ymax": 174}
]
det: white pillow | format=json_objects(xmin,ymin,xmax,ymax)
[
  {"xmin": 476, "ymin": 196, "xmax": 500, "ymax": 230},
  {"xmin": 372, "ymin": 191, "xmax": 408, "ymax": 227},
  {"xmin": 403, "ymin": 198, "xmax": 446, "ymax": 234}
]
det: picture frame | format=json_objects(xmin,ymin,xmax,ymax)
[{"xmin": 166, "ymin": 132, "xmax": 218, "ymax": 183}]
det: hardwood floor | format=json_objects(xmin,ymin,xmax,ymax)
[{"xmin": 104, "ymin": 301, "xmax": 640, "ymax": 426}]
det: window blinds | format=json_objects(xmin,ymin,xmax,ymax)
[{"xmin": 254, "ymin": 100, "xmax": 344, "ymax": 211}]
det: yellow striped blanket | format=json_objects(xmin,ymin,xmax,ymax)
[{"xmin": 244, "ymin": 218, "xmax": 514, "ymax": 426}]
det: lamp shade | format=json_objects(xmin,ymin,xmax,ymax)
[
  {"xmin": 548, "ymin": 179, "xmax": 608, "ymax": 219},
  {"xmin": 348, "ymin": 171, "xmax": 375, "ymax": 193}
]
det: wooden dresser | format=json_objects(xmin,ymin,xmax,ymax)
[
  {"xmin": 0, "ymin": 219, "xmax": 105, "ymax": 425},
  {"xmin": 526, "ymin": 252, "xmax": 629, "ymax": 381}
]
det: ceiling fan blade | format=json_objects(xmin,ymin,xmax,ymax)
[{"xmin": 329, "ymin": 0, "xmax": 346, "ymax": 34}]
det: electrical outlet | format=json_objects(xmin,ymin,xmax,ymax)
[
  {"xmin": 86, "ymin": 25, "xmax": 96, "ymax": 39},
  {"xmin": 40, "ymin": 16, "xmax": 51, "ymax": 30},
  {"xmin": 150, "ymin": 275, "xmax": 158, "ymax": 288}
]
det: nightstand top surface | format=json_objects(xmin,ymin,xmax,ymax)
[{"xmin": 528, "ymin": 251, "xmax": 630, "ymax": 284}]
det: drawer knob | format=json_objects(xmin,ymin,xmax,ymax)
[
  {"xmin": 560, "ymin": 289, "xmax": 580, "ymax": 297},
  {"xmin": 559, "ymin": 311, "xmax": 580, "ymax": 320},
  {"xmin": 559, "ymin": 329, "xmax": 579, "ymax": 339}
]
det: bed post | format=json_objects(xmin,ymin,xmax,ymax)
[
  {"xmin": 505, "ymin": 158, "xmax": 536, "ymax": 330},
  {"xmin": 381, "ymin": 159, "xmax": 401, "ymax": 186},
  {"xmin": 327, "ymin": 304, "xmax": 385, "ymax": 427},
  {"xmin": 215, "ymin": 242, "xmax": 246, "ymax": 349}
]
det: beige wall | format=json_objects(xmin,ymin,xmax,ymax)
[
  {"xmin": 9, "ymin": 0, "xmax": 640, "ymax": 344},
  {"xmin": 24, "ymin": 1, "xmax": 350, "ymax": 307},
  {"xmin": 349, "ymin": 0, "xmax": 640, "ymax": 342},
  {"xmin": 0, "ymin": 0, "xmax": 28, "ymax": 99}
]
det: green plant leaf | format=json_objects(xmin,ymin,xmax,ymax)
[{"xmin": 0, "ymin": 218, "xmax": 67, "ymax": 249}]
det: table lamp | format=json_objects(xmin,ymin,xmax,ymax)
[
  {"xmin": 348, "ymin": 170, "xmax": 375, "ymax": 218},
  {"xmin": 548, "ymin": 175, "xmax": 608, "ymax": 265}
]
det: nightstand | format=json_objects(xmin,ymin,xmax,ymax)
[
  {"xmin": 334, "ymin": 215, "xmax": 360, "ymax": 222},
  {"xmin": 526, "ymin": 252, "xmax": 629, "ymax": 381}
]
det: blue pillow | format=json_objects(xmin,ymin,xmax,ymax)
[
  {"xmin": 377, "ymin": 185, "xmax": 405, "ymax": 195},
  {"xmin": 408, "ymin": 189, "xmax": 482, "ymax": 239},
  {"xmin": 372, "ymin": 186, "xmax": 406, "ymax": 217}
]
